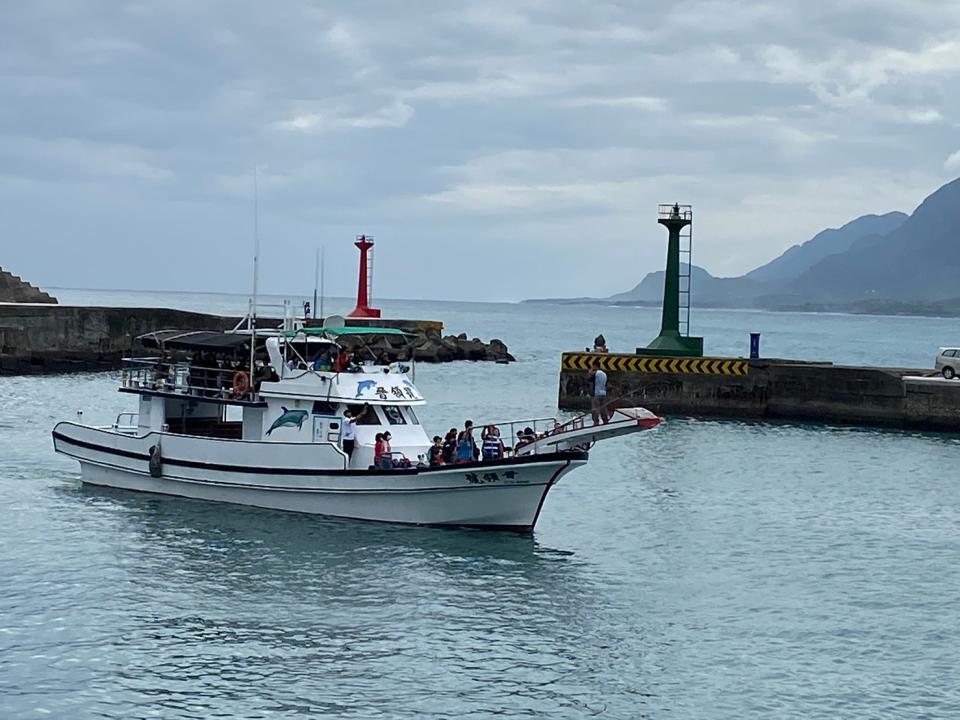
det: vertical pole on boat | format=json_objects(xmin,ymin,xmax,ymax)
[
  {"xmin": 312, "ymin": 248, "xmax": 320, "ymax": 322},
  {"xmin": 250, "ymin": 166, "xmax": 260, "ymax": 390},
  {"xmin": 320, "ymin": 245, "xmax": 326, "ymax": 321}
]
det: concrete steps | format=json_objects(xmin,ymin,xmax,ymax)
[{"xmin": 0, "ymin": 267, "xmax": 57, "ymax": 303}]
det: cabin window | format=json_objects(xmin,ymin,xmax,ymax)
[
  {"xmin": 313, "ymin": 401, "xmax": 337, "ymax": 415},
  {"xmin": 404, "ymin": 407, "xmax": 420, "ymax": 425},
  {"xmin": 384, "ymin": 405, "xmax": 407, "ymax": 425},
  {"xmin": 347, "ymin": 404, "xmax": 381, "ymax": 425}
]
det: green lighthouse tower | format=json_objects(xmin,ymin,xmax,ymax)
[{"xmin": 642, "ymin": 203, "xmax": 704, "ymax": 357}]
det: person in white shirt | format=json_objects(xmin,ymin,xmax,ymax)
[
  {"xmin": 342, "ymin": 404, "xmax": 368, "ymax": 459},
  {"xmin": 588, "ymin": 368, "xmax": 610, "ymax": 425}
]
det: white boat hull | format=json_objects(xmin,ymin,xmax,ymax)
[{"xmin": 53, "ymin": 423, "xmax": 586, "ymax": 531}]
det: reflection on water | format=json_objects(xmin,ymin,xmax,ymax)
[{"xmin": 27, "ymin": 486, "xmax": 629, "ymax": 719}]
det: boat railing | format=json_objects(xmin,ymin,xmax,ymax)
[
  {"xmin": 114, "ymin": 412, "xmax": 139, "ymax": 429},
  {"xmin": 478, "ymin": 416, "xmax": 558, "ymax": 456},
  {"xmin": 480, "ymin": 408, "xmax": 620, "ymax": 455},
  {"xmin": 232, "ymin": 297, "xmax": 301, "ymax": 333},
  {"xmin": 121, "ymin": 357, "xmax": 260, "ymax": 402}
]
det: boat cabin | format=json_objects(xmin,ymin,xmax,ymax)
[{"xmin": 121, "ymin": 328, "xmax": 430, "ymax": 469}]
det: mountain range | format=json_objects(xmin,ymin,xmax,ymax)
[{"xmin": 536, "ymin": 176, "xmax": 960, "ymax": 313}]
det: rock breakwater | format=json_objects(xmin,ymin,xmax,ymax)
[{"xmin": 336, "ymin": 328, "xmax": 514, "ymax": 364}]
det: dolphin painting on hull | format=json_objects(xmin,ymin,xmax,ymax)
[
  {"xmin": 355, "ymin": 380, "xmax": 377, "ymax": 398},
  {"xmin": 266, "ymin": 407, "xmax": 309, "ymax": 436}
]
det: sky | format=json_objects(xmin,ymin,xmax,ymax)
[{"xmin": 2, "ymin": 1, "xmax": 960, "ymax": 302}]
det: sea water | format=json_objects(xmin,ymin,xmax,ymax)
[{"xmin": 1, "ymin": 290, "xmax": 958, "ymax": 719}]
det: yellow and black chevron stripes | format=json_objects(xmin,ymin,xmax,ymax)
[{"xmin": 561, "ymin": 353, "xmax": 748, "ymax": 375}]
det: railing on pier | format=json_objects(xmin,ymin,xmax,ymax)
[{"xmin": 658, "ymin": 203, "xmax": 693, "ymax": 221}]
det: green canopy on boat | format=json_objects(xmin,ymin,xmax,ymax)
[{"xmin": 284, "ymin": 326, "xmax": 413, "ymax": 338}]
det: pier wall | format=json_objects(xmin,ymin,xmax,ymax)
[
  {"xmin": 0, "ymin": 304, "xmax": 510, "ymax": 374},
  {"xmin": 0, "ymin": 304, "xmax": 238, "ymax": 373},
  {"xmin": 558, "ymin": 352, "xmax": 960, "ymax": 432}
]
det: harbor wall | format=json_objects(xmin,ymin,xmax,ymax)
[
  {"xmin": 0, "ymin": 304, "xmax": 239, "ymax": 373},
  {"xmin": 0, "ymin": 304, "xmax": 511, "ymax": 374},
  {"xmin": 558, "ymin": 352, "xmax": 960, "ymax": 432}
]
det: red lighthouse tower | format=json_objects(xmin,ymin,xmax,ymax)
[{"xmin": 348, "ymin": 234, "xmax": 381, "ymax": 318}]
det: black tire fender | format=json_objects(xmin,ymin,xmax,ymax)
[{"xmin": 148, "ymin": 444, "xmax": 163, "ymax": 478}]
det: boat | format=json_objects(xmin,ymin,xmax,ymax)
[{"xmin": 52, "ymin": 317, "xmax": 661, "ymax": 531}]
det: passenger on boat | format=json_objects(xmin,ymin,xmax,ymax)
[
  {"xmin": 381, "ymin": 431, "xmax": 395, "ymax": 469},
  {"xmin": 441, "ymin": 429, "xmax": 458, "ymax": 463},
  {"xmin": 344, "ymin": 352, "xmax": 361, "ymax": 373},
  {"xmin": 312, "ymin": 348, "xmax": 335, "ymax": 371},
  {"xmin": 513, "ymin": 431, "xmax": 527, "ymax": 454},
  {"xmin": 187, "ymin": 355, "xmax": 203, "ymax": 395},
  {"xmin": 287, "ymin": 357, "xmax": 307, "ymax": 372},
  {"xmin": 202, "ymin": 353, "xmax": 220, "ymax": 396},
  {"xmin": 482, "ymin": 426, "xmax": 504, "ymax": 461},
  {"xmin": 374, "ymin": 432, "xmax": 386, "ymax": 469},
  {"xmin": 332, "ymin": 350, "xmax": 349, "ymax": 373},
  {"xmin": 513, "ymin": 426, "xmax": 537, "ymax": 454},
  {"xmin": 212, "ymin": 358, "xmax": 228, "ymax": 396},
  {"xmin": 153, "ymin": 359, "xmax": 169, "ymax": 390},
  {"xmin": 428, "ymin": 436, "xmax": 444, "ymax": 467},
  {"xmin": 456, "ymin": 421, "xmax": 478, "ymax": 462},
  {"xmin": 342, "ymin": 405, "xmax": 367, "ymax": 459},
  {"xmin": 253, "ymin": 361, "xmax": 278, "ymax": 392}
]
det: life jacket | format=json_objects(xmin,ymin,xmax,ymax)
[{"xmin": 482, "ymin": 436, "xmax": 502, "ymax": 460}]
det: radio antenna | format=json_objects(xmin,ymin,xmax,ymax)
[
  {"xmin": 312, "ymin": 248, "xmax": 319, "ymax": 320},
  {"xmin": 249, "ymin": 166, "xmax": 260, "ymax": 384}
]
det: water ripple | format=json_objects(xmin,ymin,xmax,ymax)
[{"xmin": 4, "ymin": 307, "xmax": 960, "ymax": 717}]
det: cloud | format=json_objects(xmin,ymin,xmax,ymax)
[
  {"xmin": 903, "ymin": 108, "xmax": 943, "ymax": 124},
  {"xmin": 945, "ymin": 150, "xmax": 960, "ymax": 171},
  {"xmin": 1, "ymin": 0, "xmax": 958, "ymax": 301},
  {"xmin": 274, "ymin": 99, "xmax": 415, "ymax": 132},
  {"xmin": 564, "ymin": 96, "xmax": 667, "ymax": 112}
]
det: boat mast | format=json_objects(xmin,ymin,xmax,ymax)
[
  {"xmin": 312, "ymin": 248, "xmax": 319, "ymax": 321},
  {"xmin": 320, "ymin": 245, "xmax": 326, "ymax": 320},
  {"xmin": 250, "ymin": 166, "xmax": 260, "ymax": 385}
]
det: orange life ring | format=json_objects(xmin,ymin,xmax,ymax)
[{"xmin": 232, "ymin": 370, "xmax": 251, "ymax": 398}]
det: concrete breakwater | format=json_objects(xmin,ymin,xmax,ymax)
[
  {"xmin": 0, "ymin": 267, "xmax": 57, "ymax": 304},
  {"xmin": 0, "ymin": 304, "xmax": 513, "ymax": 374},
  {"xmin": 558, "ymin": 352, "xmax": 960, "ymax": 432}
]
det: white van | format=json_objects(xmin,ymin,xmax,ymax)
[{"xmin": 935, "ymin": 347, "xmax": 960, "ymax": 379}]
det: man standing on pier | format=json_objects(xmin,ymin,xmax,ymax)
[{"xmin": 588, "ymin": 367, "xmax": 610, "ymax": 425}]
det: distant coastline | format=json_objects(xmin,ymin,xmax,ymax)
[{"xmin": 521, "ymin": 296, "xmax": 960, "ymax": 319}]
